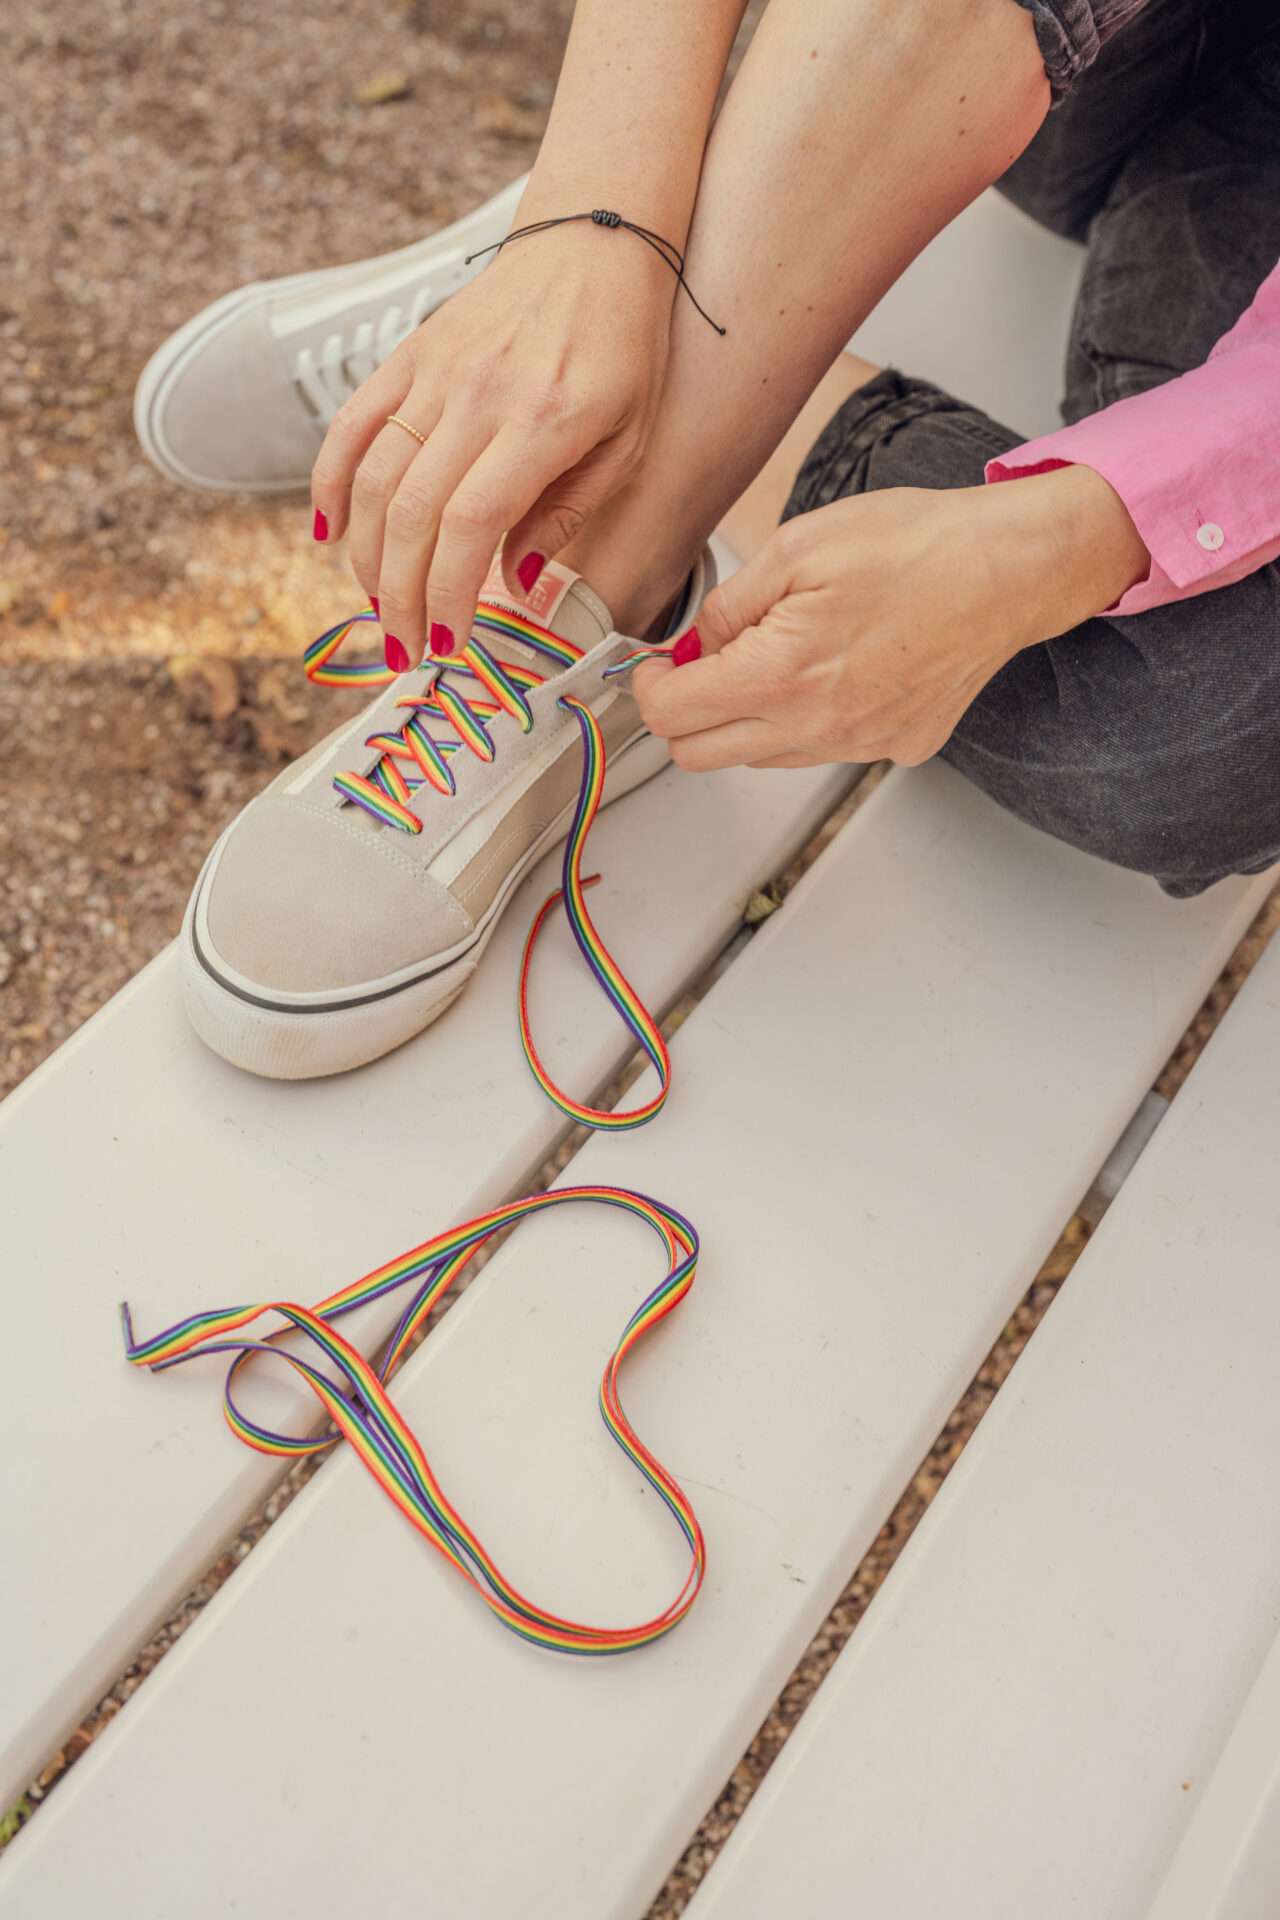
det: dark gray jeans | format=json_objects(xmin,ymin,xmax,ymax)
[{"xmin": 784, "ymin": 0, "xmax": 1280, "ymax": 896}]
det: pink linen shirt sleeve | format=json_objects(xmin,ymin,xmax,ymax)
[{"xmin": 985, "ymin": 259, "xmax": 1280, "ymax": 616}]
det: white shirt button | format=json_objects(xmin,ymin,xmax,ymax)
[{"xmin": 1197, "ymin": 522, "xmax": 1225, "ymax": 551}]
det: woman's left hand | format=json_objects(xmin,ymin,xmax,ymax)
[{"xmin": 633, "ymin": 468, "xmax": 1150, "ymax": 770}]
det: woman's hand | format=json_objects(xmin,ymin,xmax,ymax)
[
  {"xmin": 310, "ymin": 221, "xmax": 675, "ymax": 666},
  {"xmin": 634, "ymin": 466, "xmax": 1151, "ymax": 769}
]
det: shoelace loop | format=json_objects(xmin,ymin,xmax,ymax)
[
  {"xmin": 306, "ymin": 600, "xmax": 674, "ymax": 1129},
  {"xmin": 121, "ymin": 1184, "xmax": 705, "ymax": 1654}
]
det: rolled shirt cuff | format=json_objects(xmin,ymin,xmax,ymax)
[{"xmin": 1009, "ymin": 0, "xmax": 1149, "ymax": 102}]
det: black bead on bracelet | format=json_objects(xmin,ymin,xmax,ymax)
[{"xmin": 464, "ymin": 210, "xmax": 727, "ymax": 336}]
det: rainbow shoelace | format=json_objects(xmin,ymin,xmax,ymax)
[
  {"xmin": 123, "ymin": 1185, "xmax": 705, "ymax": 1654},
  {"xmin": 125, "ymin": 599, "xmax": 707, "ymax": 1653}
]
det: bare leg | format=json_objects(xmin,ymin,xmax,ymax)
[
  {"xmin": 563, "ymin": 0, "xmax": 1048, "ymax": 631},
  {"xmin": 718, "ymin": 351, "xmax": 880, "ymax": 560}
]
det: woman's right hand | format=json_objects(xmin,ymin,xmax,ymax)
[{"xmin": 309, "ymin": 218, "xmax": 676, "ymax": 667}]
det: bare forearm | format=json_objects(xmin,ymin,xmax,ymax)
[
  {"xmin": 675, "ymin": 0, "xmax": 1052, "ymax": 498},
  {"xmin": 518, "ymin": 0, "xmax": 749, "ymax": 238}
]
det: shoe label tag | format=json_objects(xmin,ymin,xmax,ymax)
[{"xmin": 478, "ymin": 552, "xmax": 576, "ymax": 632}]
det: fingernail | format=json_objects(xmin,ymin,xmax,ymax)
[
  {"xmin": 429, "ymin": 621, "xmax": 455, "ymax": 657},
  {"xmin": 517, "ymin": 550, "xmax": 545, "ymax": 594},
  {"xmin": 369, "ymin": 594, "xmax": 380, "ymax": 617},
  {"xmin": 312, "ymin": 508, "xmax": 328, "ymax": 543},
  {"xmin": 384, "ymin": 634, "xmax": 410, "ymax": 673},
  {"xmin": 672, "ymin": 625, "xmax": 702, "ymax": 668}
]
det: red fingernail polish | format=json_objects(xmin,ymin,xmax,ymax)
[
  {"xmin": 672, "ymin": 625, "xmax": 702, "ymax": 668},
  {"xmin": 370, "ymin": 594, "xmax": 380, "ymax": 617},
  {"xmin": 429, "ymin": 622, "xmax": 455, "ymax": 657},
  {"xmin": 384, "ymin": 634, "xmax": 410, "ymax": 673},
  {"xmin": 517, "ymin": 550, "xmax": 545, "ymax": 594},
  {"xmin": 312, "ymin": 508, "xmax": 328, "ymax": 543}
]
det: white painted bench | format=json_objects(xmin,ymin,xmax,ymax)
[{"xmin": 1, "ymin": 191, "xmax": 1273, "ymax": 1916}]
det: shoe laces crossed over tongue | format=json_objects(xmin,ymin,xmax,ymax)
[{"xmin": 312, "ymin": 559, "xmax": 616, "ymax": 836}]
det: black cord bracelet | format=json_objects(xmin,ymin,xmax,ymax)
[{"xmin": 464, "ymin": 210, "xmax": 727, "ymax": 336}]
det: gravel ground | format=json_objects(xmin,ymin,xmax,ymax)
[{"xmin": 2, "ymin": 0, "xmax": 1277, "ymax": 1902}]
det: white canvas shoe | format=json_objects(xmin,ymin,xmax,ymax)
[
  {"xmin": 133, "ymin": 175, "xmax": 527, "ymax": 494},
  {"xmin": 180, "ymin": 549, "xmax": 713, "ymax": 1080}
]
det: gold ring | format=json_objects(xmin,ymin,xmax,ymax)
[{"xmin": 385, "ymin": 414, "xmax": 428, "ymax": 446}]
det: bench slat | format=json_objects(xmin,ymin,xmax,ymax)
[
  {"xmin": 1148, "ymin": 1563, "xmax": 1280, "ymax": 1916},
  {"xmin": 2, "ymin": 762, "xmax": 1267, "ymax": 1915},
  {"xmin": 0, "ymin": 753, "xmax": 855, "ymax": 1811},
  {"xmin": 686, "ymin": 919, "xmax": 1280, "ymax": 1920}
]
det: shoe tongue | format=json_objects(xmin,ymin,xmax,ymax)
[
  {"xmin": 470, "ymin": 554, "xmax": 613, "ymax": 675},
  {"xmin": 335, "ymin": 557, "xmax": 613, "ymax": 841}
]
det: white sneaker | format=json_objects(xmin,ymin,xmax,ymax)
[
  {"xmin": 180, "ymin": 549, "xmax": 713, "ymax": 1079},
  {"xmin": 133, "ymin": 176, "xmax": 527, "ymax": 494}
]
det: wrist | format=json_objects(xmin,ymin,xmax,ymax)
[
  {"xmin": 987, "ymin": 464, "xmax": 1151, "ymax": 643},
  {"xmin": 483, "ymin": 209, "xmax": 684, "ymax": 308}
]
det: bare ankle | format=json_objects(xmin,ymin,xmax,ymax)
[{"xmin": 563, "ymin": 537, "xmax": 700, "ymax": 640}]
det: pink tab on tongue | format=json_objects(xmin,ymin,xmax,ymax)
[{"xmin": 478, "ymin": 552, "xmax": 578, "ymax": 631}]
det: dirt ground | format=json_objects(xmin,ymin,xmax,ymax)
[{"xmin": 2, "ymin": 0, "xmax": 1277, "ymax": 1902}]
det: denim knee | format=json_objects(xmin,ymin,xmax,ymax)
[
  {"xmin": 782, "ymin": 370, "xmax": 1019, "ymax": 518},
  {"xmin": 942, "ymin": 597, "xmax": 1280, "ymax": 898},
  {"xmin": 996, "ymin": 0, "xmax": 1213, "ymax": 238}
]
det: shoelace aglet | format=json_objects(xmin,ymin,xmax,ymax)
[
  {"xmin": 603, "ymin": 626, "xmax": 701, "ymax": 680},
  {"xmin": 602, "ymin": 647, "xmax": 676, "ymax": 681}
]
